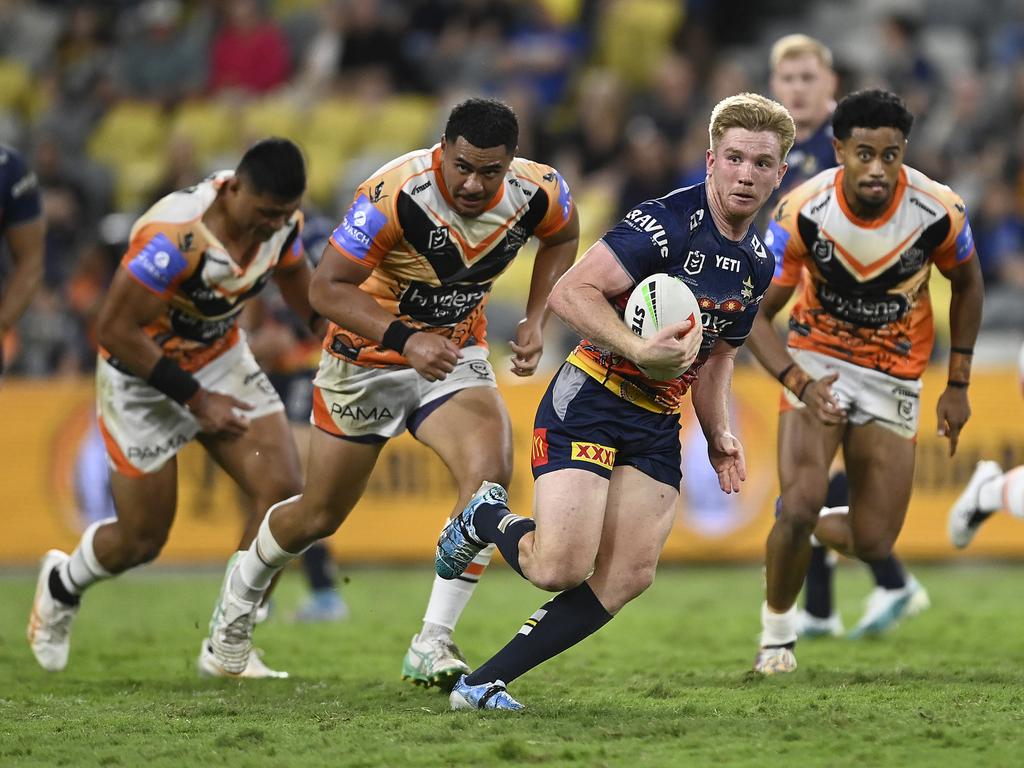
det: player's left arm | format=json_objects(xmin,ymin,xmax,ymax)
[
  {"xmin": 937, "ymin": 254, "xmax": 984, "ymax": 456},
  {"xmin": 511, "ymin": 206, "xmax": 580, "ymax": 376},
  {"xmin": 272, "ymin": 256, "xmax": 326, "ymax": 338},
  {"xmin": 689, "ymin": 340, "xmax": 746, "ymax": 494}
]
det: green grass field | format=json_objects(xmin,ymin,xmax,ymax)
[{"xmin": 3, "ymin": 562, "xmax": 1023, "ymax": 767}]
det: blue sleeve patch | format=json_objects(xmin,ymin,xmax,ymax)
[
  {"xmin": 764, "ymin": 219, "xmax": 791, "ymax": 278},
  {"xmin": 955, "ymin": 217, "xmax": 975, "ymax": 263},
  {"xmin": 126, "ymin": 233, "xmax": 188, "ymax": 293},
  {"xmin": 331, "ymin": 194, "xmax": 388, "ymax": 260},
  {"xmin": 554, "ymin": 170, "xmax": 573, "ymax": 222}
]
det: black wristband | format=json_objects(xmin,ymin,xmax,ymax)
[
  {"xmin": 147, "ymin": 356, "xmax": 201, "ymax": 405},
  {"xmin": 776, "ymin": 363, "xmax": 796, "ymax": 384},
  {"xmin": 950, "ymin": 346, "xmax": 974, "ymax": 356},
  {"xmin": 797, "ymin": 379, "xmax": 812, "ymax": 401},
  {"xmin": 381, "ymin": 320, "xmax": 417, "ymax": 354},
  {"xmin": 947, "ymin": 379, "xmax": 969, "ymax": 389}
]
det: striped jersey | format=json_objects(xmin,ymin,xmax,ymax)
[
  {"xmin": 570, "ymin": 182, "xmax": 775, "ymax": 414},
  {"xmin": 765, "ymin": 164, "xmax": 976, "ymax": 379},
  {"xmin": 324, "ymin": 144, "xmax": 575, "ymax": 367},
  {"xmin": 107, "ymin": 172, "xmax": 305, "ymax": 372}
]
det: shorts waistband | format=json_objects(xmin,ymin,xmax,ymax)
[{"xmin": 565, "ymin": 351, "xmax": 675, "ymax": 415}]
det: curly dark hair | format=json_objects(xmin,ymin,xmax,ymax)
[
  {"xmin": 832, "ymin": 89, "xmax": 914, "ymax": 140},
  {"xmin": 236, "ymin": 137, "xmax": 306, "ymax": 200},
  {"xmin": 444, "ymin": 98, "xmax": 519, "ymax": 154}
]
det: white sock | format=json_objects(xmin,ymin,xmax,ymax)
[
  {"xmin": 230, "ymin": 496, "xmax": 305, "ymax": 602},
  {"xmin": 760, "ymin": 601, "xmax": 798, "ymax": 646},
  {"xmin": 420, "ymin": 544, "xmax": 495, "ymax": 636},
  {"xmin": 991, "ymin": 466, "xmax": 1024, "ymax": 518},
  {"xmin": 60, "ymin": 517, "xmax": 115, "ymax": 595}
]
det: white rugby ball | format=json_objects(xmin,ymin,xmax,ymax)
[{"xmin": 624, "ymin": 272, "xmax": 701, "ymax": 380}]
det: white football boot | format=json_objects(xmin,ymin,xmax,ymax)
[
  {"xmin": 27, "ymin": 550, "xmax": 79, "ymax": 672},
  {"xmin": 948, "ymin": 461, "xmax": 1003, "ymax": 549},
  {"xmin": 197, "ymin": 639, "xmax": 288, "ymax": 679}
]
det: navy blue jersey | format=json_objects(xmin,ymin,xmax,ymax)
[
  {"xmin": 567, "ymin": 182, "xmax": 774, "ymax": 413},
  {"xmin": 0, "ymin": 145, "xmax": 42, "ymax": 235}
]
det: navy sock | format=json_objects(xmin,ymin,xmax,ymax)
[
  {"xmin": 803, "ymin": 545, "xmax": 834, "ymax": 618},
  {"xmin": 301, "ymin": 541, "xmax": 335, "ymax": 591},
  {"xmin": 866, "ymin": 555, "xmax": 906, "ymax": 590},
  {"xmin": 49, "ymin": 567, "xmax": 80, "ymax": 607},
  {"xmin": 471, "ymin": 501, "xmax": 536, "ymax": 578},
  {"xmin": 465, "ymin": 582, "xmax": 612, "ymax": 686}
]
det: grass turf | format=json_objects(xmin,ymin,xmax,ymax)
[{"xmin": 3, "ymin": 562, "xmax": 1022, "ymax": 767}]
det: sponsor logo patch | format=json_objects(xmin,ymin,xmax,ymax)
[
  {"xmin": 531, "ymin": 428, "xmax": 548, "ymax": 468},
  {"xmin": 127, "ymin": 233, "xmax": 188, "ymax": 293},
  {"xmin": 331, "ymin": 194, "xmax": 387, "ymax": 259},
  {"xmin": 570, "ymin": 441, "xmax": 616, "ymax": 469}
]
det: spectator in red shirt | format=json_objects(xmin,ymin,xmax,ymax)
[{"xmin": 209, "ymin": 0, "xmax": 290, "ymax": 96}]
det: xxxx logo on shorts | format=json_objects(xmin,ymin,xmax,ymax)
[
  {"xmin": 571, "ymin": 441, "xmax": 616, "ymax": 469},
  {"xmin": 531, "ymin": 428, "xmax": 549, "ymax": 468}
]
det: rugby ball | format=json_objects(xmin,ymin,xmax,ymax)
[{"xmin": 624, "ymin": 273, "xmax": 701, "ymax": 380}]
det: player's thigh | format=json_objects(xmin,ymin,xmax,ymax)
[
  {"xmin": 530, "ymin": 468, "xmax": 609, "ymax": 580},
  {"xmin": 412, "ymin": 366, "xmax": 514, "ymax": 499},
  {"xmin": 298, "ymin": 426, "xmax": 385, "ymax": 528},
  {"xmin": 777, "ymin": 406, "xmax": 844, "ymax": 518},
  {"xmin": 843, "ymin": 421, "xmax": 916, "ymax": 554},
  {"xmin": 108, "ymin": 459, "xmax": 178, "ymax": 541},
  {"xmin": 588, "ymin": 465, "xmax": 678, "ymax": 612},
  {"xmin": 198, "ymin": 409, "xmax": 303, "ymax": 503}
]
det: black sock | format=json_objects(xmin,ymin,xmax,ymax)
[
  {"xmin": 465, "ymin": 582, "xmax": 612, "ymax": 686},
  {"xmin": 301, "ymin": 542, "xmax": 335, "ymax": 591},
  {"xmin": 471, "ymin": 501, "xmax": 536, "ymax": 578},
  {"xmin": 803, "ymin": 545, "xmax": 834, "ymax": 618},
  {"xmin": 866, "ymin": 555, "xmax": 906, "ymax": 590},
  {"xmin": 825, "ymin": 471, "xmax": 850, "ymax": 508},
  {"xmin": 48, "ymin": 567, "xmax": 80, "ymax": 607}
]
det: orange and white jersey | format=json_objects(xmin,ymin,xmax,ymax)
[
  {"xmin": 764, "ymin": 164, "xmax": 976, "ymax": 380},
  {"xmin": 324, "ymin": 144, "xmax": 575, "ymax": 367},
  {"xmin": 104, "ymin": 172, "xmax": 305, "ymax": 372}
]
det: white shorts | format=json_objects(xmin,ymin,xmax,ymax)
[
  {"xmin": 781, "ymin": 348, "xmax": 922, "ymax": 439},
  {"xmin": 96, "ymin": 339, "xmax": 284, "ymax": 476},
  {"xmin": 311, "ymin": 345, "xmax": 497, "ymax": 440}
]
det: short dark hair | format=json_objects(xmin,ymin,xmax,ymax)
[
  {"xmin": 236, "ymin": 137, "xmax": 306, "ymax": 200},
  {"xmin": 832, "ymin": 89, "xmax": 914, "ymax": 140},
  {"xmin": 443, "ymin": 98, "xmax": 518, "ymax": 154}
]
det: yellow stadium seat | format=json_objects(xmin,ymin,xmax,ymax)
[
  {"xmin": 363, "ymin": 95, "xmax": 439, "ymax": 154},
  {"xmin": 169, "ymin": 101, "xmax": 238, "ymax": 165},
  {"xmin": 240, "ymin": 96, "xmax": 303, "ymax": 145},
  {"xmin": 87, "ymin": 101, "xmax": 168, "ymax": 170},
  {"xmin": 0, "ymin": 58, "xmax": 34, "ymax": 116},
  {"xmin": 306, "ymin": 98, "xmax": 366, "ymax": 158}
]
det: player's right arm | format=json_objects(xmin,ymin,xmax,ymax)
[
  {"xmin": 547, "ymin": 241, "xmax": 700, "ymax": 373},
  {"xmin": 309, "ymin": 248, "xmax": 460, "ymax": 382},
  {"xmin": 96, "ymin": 270, "xmax": 252, "ymax": 436}
]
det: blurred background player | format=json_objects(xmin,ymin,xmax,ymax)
[
  {"xmin": 948, "ymin": 342, "xmax": 1024, "ymax": 548},
  {"xmin": 435, "ymin": 92, "xmax": 791, "ymax": 710},
  {"xmin": 27, "ymin": 138, "xmax": 317, "ymax": 678},
  {"xmin": 0, "ymin": 144, "xmax": 45, "ymax": 378},
  {"xmin": 243, "ymin": 223, "xmax": 349, "ymax": 623},
  {"xmin": 751, "ymin": 89, "xmax": 984, "ymax": 674},
  {"xmin": 767, "ymin": 35, "xmax": 929, "ymax": 639},
  {"xmin": 205, "ymin": 98, "xmax": 580, "ymax": 684}
]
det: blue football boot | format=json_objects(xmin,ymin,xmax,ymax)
[
  {"xmin": 449, "ymin": 675, "xmax": 525, "ymax": 711},
  {"xmin": 435, "ymin": 481, "xmax": 507, "ymax": 580}
]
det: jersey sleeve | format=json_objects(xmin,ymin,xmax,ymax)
[
  {"xmin": 328, "ymin": 181, "xmax": 402, "ymax": 269},
  {"xmin": 931, "ymin": 192, "xmax": 976, "ymax": 274},
  {"xmin": 531, "ymin": 166, "xmax": 575, "ymax": 239},
  {"xmin": 1, "ymin": 149, "xmax": 42, "ymax": 226},
  {"xmin": 120, "ymin": 224, "xmax": 196, "ymax": 300},
  {"xmin": 277, "ymin": 211, "xmax": 306, "ymax": 269},
  {"xmin": 600, "ymin": 199, "xmax": 684, "ymax": 285},
  {"xmin": 763, "ymin": 194, "xmax": 806, "ymax": 286}
]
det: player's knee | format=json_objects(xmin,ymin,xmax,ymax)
[
  {"xmin": 528, "ymin": 560, "xmax": 589, "ymax": 593},
  {"xmin": 300, "ymin": 501, "xmax": 344, "ymax": 541},
  {"xmin": 777, "ymin": 497, "xmax": 822, "ymax": 534},
  {"xmin": 618, "ymin": 567, "xmax": 656, "ymax": 605},
  {"xmin": 126, "ymin": 531, "xmax": 170, "ymax": 566},
  {"xmin": 852, "ymin": 534, "xmax": 894, "ymax": 562}
]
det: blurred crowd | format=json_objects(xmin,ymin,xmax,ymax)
[{"xmin": 1, "ymin": 0, "xmax": 1023, "ymax": 377}]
